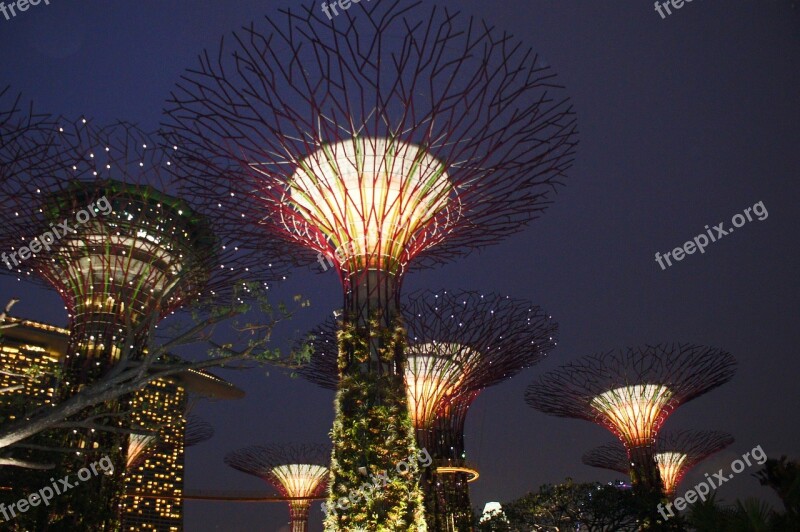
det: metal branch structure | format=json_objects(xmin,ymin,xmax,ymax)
[
  {"xmin": 225, "ymin": 443, "xmax": 330, "ymax": 532},
  {"xmin": 0, "ymin": 118, "xmax": 282, "ymax": 529},
  {"xmin": 184, "ymin": 415, "xmax": 214, "ymax": 447},
  {"xmin": 164, "ymin": 1, "xmax": 576, "ymax": 526},
  {"xmin": 525, "ymin": 344, "xmax": 736, "ymax": 494},
  {"xmin": 583, "ymin": 430, "xmax": 734, "ymax": 498},
  {"xmin": 0, "ymin": 87, "xmax": 58, "ymax": 184},
  {"xmin": 300, "ymin": 289, "xmax": 558, "ymax": 530}
]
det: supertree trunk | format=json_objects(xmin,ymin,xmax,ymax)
[
  {"xmin": 428, "ymin": 470, "xmax": 474, "ymax": 532},
  {"xmin": 342, "ymin": 270, "xmax": 402, "ymax": 375},
  {"xmin": 328, "ymin": 275, "xmax": 425, "ymax": 530},
  {"xmin": 628, "ymin": 443, "xmax": 664, "ymax": 494},
  {"xmin": 423, "ymin": 401, "xmax": 475, "ymax": 532},
  {"xmin": 289, "ymin": 501, "xmax": 312, "ymax": 532},
  {"xmin": 48, "ymin": 311, "xmax": 154, "ymax": 531}
]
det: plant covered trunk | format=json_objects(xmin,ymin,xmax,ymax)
[{"xmin": 325, "ymin": 270, "xmax": 426, "ymax": 531}]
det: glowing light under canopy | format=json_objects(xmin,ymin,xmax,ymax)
[
  {"xmin": 655, "ymin": 451, "xmax": 688, "ymax": 496},
  {"xmin": 271, "ymin": 464, "xmax": 330, "ymax": 499},
  {"xmin": 590, "ymin": 384, "xmax": 674, "ymax": 445},
  {"xmin": 404, "ymin": 343, "xmax": 477, "ymax": 429},
  {"xmin": 284, "ymin": 137, "xmax": 458, "ymax": 273}
]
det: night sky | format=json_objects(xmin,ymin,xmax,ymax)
[{"xmin": 2, "ymin": 1, "xmax": 799, "ymax": 531}]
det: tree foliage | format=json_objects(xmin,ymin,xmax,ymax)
[{"xmin": 478, "ymin": 479, "xmax": 641, "ymax": 531}]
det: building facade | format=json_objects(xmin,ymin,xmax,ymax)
[{"xmin": 0, "ymin": 317, "xmax": 242, "ymax": 530}]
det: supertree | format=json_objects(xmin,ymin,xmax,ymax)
[
  {"xmin": 164, "ymin": 1, "xmax": 577, "ymax": 527},
  {"xmin": 0, "ymin": 118, "xmax": 281, "ymax": 529},
  {"xmin": 225, "ymin": 443, "xmax": 330, "ymax": 532},
  {"xmin": 525, "ymin": 344, "xmax": 736, "ymax": 496},
  {"xmin": 583, "ymin": 429, "xmax": 734, "ymax": 498},
  {"xmin": 299, "ymin": 290, "xmax": 558, "ymax": 531},
  {"xmin": 185, "ymin": 415, "xmax": 214, "ymax": 447}
]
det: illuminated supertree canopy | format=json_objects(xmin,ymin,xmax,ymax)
[
  {"xmin": 164, "ymin": 0, "xmax": 576, "ymax": 526},
  {"xmin": 299, "ymin": 289, "xmax": 558, "ymax": 530},
  {"xmin": 184, "ymin": 415, "xmax": 214, "ymax": 447},
  {"xmin": 525, "ymin": 344, "xmax": 736, "ymax": 492},
  {"xmin": 0, "ymin": 119, "xmax": 282, "ymax": 385},
  {"xmin": 0, "ymin": 118, "xmax": 283, "ymax": 529},
  {"xmin": 225, "ymin": 443, "xmax": 330, "ymax": 532},
  {"xmin": 583, "ymin": 430, "xmax": 734, "ymax": 498}
]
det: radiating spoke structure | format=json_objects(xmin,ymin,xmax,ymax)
[
  {"xmin": 583, "ymin": 430, "xmax": 734, "ymax": 498},
  {"xmin": 126, "ymin": 434, "xmax": 157, "ymax": 470},
  {"xmin": 184, "ymin": 415, "xmax": 214, "ymax": 448},
  {"xmin": 300, "ymin": 290, "xmax": 558, "ymax": 531},
  {"xmin": 0, "ymin": 119, "xmax": 283, "ymax": 528},
  {"xmin": 225, "ymin": 444, "xmax": 330, "ymax": 532},
  {"xmin": 165, "ymin": 1, "xmax": 576, "ymax": 527},
  {"xmin": 525, "ymin": 344, "xmax": 736, "ymax": 495}
]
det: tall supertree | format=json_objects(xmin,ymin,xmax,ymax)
[
  {"xmin": 0, "ymin": 119, "xmax": 280, "ymax": 529},
  {"xmin": 225, "ymin": 443, "xmax": 330, "ymax": 532},
  {"xmin": 525, "ymin": 344, "xmax": 736, "ymax": 496},
  {"xmin": 164, "ymin": 1, "xmax": 577, "ymax": 527},
  {"xmin": 300, "ymin": 290, "xmax": 558, "ymax": 531},
  {"xmin": 583, "ymin": 429, "xmax": 734, "ymax": 498}
]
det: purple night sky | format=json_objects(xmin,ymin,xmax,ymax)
[{"xmin": 1, "ymin": 1, "xmax": 798, "ymax": 530}]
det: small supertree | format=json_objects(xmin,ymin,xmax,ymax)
[
  {"xmin": 300, "ymin": 290, "xmax": 558, "ymax": 530},
  {"xmin": 525, "ymin": 344, "xmax": 736, "ymax": 496},
  {"xmin": 225, "ymin": 443, "xmax": 330, "ymax": 532},
  {"xmin": 126, "ymin": 433, "xmax": 157, "ymax": 470},
  {"xmin": 165, "ymin": 1, "xmax": 577, "ymax": 527},
  {"xmin": 0, "ymin": 119, "xmax": 282, "ymax": 529},
  {"xmin": 184, "ymin": 415, "xmax": 214, "ymax": 447},
  {"xmin": 583, "ymin": 430, "xmax": 734, "ymax": 498}
]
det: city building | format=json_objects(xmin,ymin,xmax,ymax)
[{"xmin": 0, "ymin": 316, "xmax": 243, "ymax": 531}]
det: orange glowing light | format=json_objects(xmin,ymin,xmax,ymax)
[
  {"xmin": 283, "ymin": 137, "xmax": 458, "ymax": 273},
  {"xmin": 655, "ymin": 451, "xmax": 688, "ymax": 496},
  {"xmin": 404, "ymin": 343, "xmax": 475, "ymax": 429},
  {"xmin": 590, "ymin": 384, "xmax": 673, "ymax": 445}
]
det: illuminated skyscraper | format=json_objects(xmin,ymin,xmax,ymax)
[
  {"xmin": 121, "ymin": 370, "xmax": 241, "ymax": 531},
  {"xmin": 0, "ymin": 316, "xmax": 243, "ymax": 531},
  {"xmin": 0, "ymin": 317, "xmax": 67, "ymax": 421}
]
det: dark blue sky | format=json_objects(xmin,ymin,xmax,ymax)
[{"xmin": 2, "ymin": 1, "xmax": 799, "ymax": 530}]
